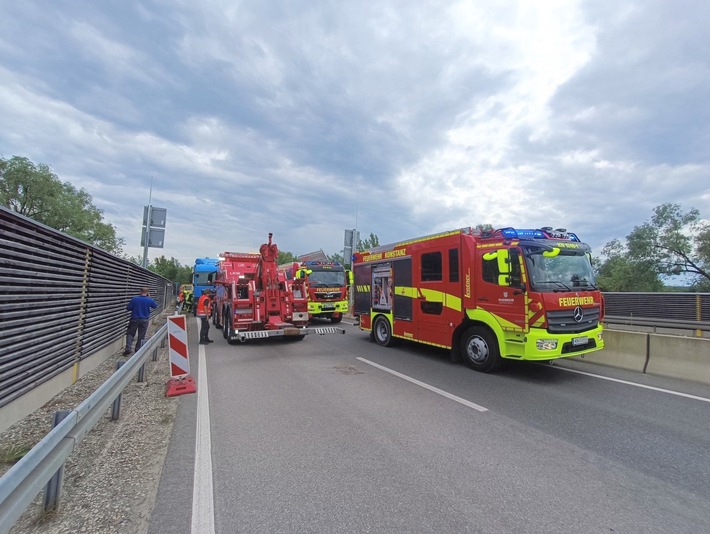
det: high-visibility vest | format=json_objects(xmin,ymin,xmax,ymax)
[{"xmin": 197, "ymin": 294, "xmax": 211, "ymax": 317}]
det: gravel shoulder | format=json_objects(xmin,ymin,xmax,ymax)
[{"xmin": 0, "ymin": 313, "xmax": 179, "ymax": 534}]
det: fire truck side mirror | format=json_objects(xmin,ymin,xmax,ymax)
[{"xmin": 347, "ymin": 271, "xmax": 354, "ymax": 285}]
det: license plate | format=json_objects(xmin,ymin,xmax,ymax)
[
  {"xmin": 322, "ymin": 305, "xmax": 335, "ymax": 311},
  {"xmin": 572, "ymin": 336, "xmax": 588, "ymax": 346}
]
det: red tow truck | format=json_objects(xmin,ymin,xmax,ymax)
[{"xmin": 213, "ymin": 233, "xmax": 345, "ymax": 343}]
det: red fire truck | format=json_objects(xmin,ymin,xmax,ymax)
[
  {"xmin": 352, "ymin": 227, "xmax": 604, "ymax": 372},
  {"xmin": 213, "ymin": 233, "xmax": 345, "ymax": 343},
  {"xmin": 280, "ymin": 261, "xmax": 352, "ymax": 323}
]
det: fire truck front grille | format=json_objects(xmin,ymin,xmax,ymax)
[
  {"xmin": 546, "ymin": 306, "xmax": 600, "ymax": 334},
  {"xmin": 314, "ymin": 291, "xmax": 342, "ymax": 301}
]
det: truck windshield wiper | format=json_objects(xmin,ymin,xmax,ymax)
[
  {"xmin": 534, "ymin": 281, "xmax": 573, "ymax": 292},
  {"xmin": 574, "ymin": 281, "xmax": 598, "ymax": 290}
]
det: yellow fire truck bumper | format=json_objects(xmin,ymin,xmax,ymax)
[
  {"xmin": 308, "ymin": 300, "xmax": 349, "ymax": 315},
  {"xmin": 508, "ymin": 324, "xmax": 605, "ymax": 361}
]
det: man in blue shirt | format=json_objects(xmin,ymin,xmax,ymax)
[{"xmin": 123, "ymin": 287, "xmax": 158, "ymax": 355}]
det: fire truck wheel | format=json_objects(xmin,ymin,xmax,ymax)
[
  {"xmin": 373, "ymin": 316, "xmax": 394, "ymax": 347},
  {"xmin": 461, "ymin": 326, "xmax": 501, "ymax": 372},
  {"xmin": 330, "ymin": 315, "xmax": 342, "ymax": 324}
]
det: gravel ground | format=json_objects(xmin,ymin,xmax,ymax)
[{"xmin": 0, "ymin": 313, "xmax": 179, "ymax": 534}]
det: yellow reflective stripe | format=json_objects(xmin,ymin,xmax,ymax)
[
  {"xmin": 411, "ymin": 287, "xmax": 462, "ymax": 312},
  {"xmin": 467, "ymin": 308, "xmax": 522, "ymax": 333},
  {"xmin": 395, "ymin": 286, "xmax": 417, "ymax": 297},
  {"xmin": 420, "ymin": 288, "xmax": 442, "ymax": 302},
  {"xmin": 497, "ymin": 251, "xmax": 510, "ymax": 273},
  {"xmin": 445, "ymin": 293, "xmax": 462, "ymax": 311},
  {"xmin": 365, "ymin": 285, "xmax": 463, "ymax": 312}
]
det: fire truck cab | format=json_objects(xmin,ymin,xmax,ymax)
[
  {"xmin": 294, "ymin": 261, "xmax": 352, "ymax": 323},
  {"xmin": 353, "ymin": 227, "xmax": 604, "ymax": 372}
]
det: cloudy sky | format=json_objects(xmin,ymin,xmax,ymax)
[{"xmin": 1, "ymin": 1, "xmax": 708, "ymax": 266}]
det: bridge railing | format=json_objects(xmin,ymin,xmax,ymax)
[{"xmin": 603, "ymin": 292, "xmax": 710, "ymax": 336}]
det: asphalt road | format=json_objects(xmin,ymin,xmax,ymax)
[{"xmin": 149, "ymin": 318, "xmax": 710, "ymax": 534}]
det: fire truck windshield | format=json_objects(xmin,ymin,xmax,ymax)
[
  {"xmin": 523, "ymin": 246, "xmax": 597, "ymax": 292},
  {"xmin": 307, "ymin": 269, "xmax": 346, "ymax": 287}
]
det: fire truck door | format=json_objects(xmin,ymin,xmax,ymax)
[
  {"xmin": 478, "ymin": 248, "xmax": 526, "ymax": 332},
  {"xmin": 353, "ymin": 264, "xmax": 372, "ymax": 316},
  {"xmin": 392, "ymin": 258, "xmax": 412, "ymax": 321},
  {"xmin": 414, "ymin": 249, "xmax": 455, "ymax": 347}
]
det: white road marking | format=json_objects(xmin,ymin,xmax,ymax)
[
  {"xmin": 356, "ymin": 357, "xmax": 488, "ymax": 412},
  {"xmin": 192, "ymin": 320, "xmax": 215, "ymax": 534},
  {"xmin": 551, "ymin": 365, "xmax": 710, "ymax": 403}
]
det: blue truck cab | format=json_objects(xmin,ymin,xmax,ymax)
[{"xmin": 192, "ymin": 257, "xmax": 220, "ymax": 314}]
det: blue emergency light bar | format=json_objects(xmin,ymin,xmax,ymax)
[{"xmin": 498, "ymin": 228, "xmax": 581, "ymax": 242}]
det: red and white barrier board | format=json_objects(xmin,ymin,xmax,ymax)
[{"xmin": 166, "ymin": 314, "xmax": 196, "ymax": 397}]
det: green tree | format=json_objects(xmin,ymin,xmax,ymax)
[
  {"xmin": 357, "ymin": 232, "xmax": 380, "ymax": 251},
  {"xmin": 0, "ymin": 156, "xmax": 124, "ymax": 254},
  {"xmin": 595, "ymin": 203, "xmax": 709, "ymax": 291},
  {"xmin": 329, "ymin": 252, "xmax": 345, "ymax": 264},
  {"xmin": 149, "ymin": 256, "xmax": 192, "ymax": 283},
  {"xmin": 594, "ymin": 239, "xmax": 663, "ymax": 291},
  {"xmin": 626, "ymin": 203, "xmax": 709, "ymax": 288},
  {"xmin": 277, "ymin": 251, "xmax": 298, "ymax": 265}
]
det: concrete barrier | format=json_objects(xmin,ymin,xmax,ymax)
[
  {"xmin": 646, "ymin": 334, "xmax": 710, "ymax": 384},
  {"xmin": 573, "ymin": 329, "xmax": 710, "ymax": 385},
  {"xmin": 573, "ymin": 329, "xmax": 648, "ymax": 373}
]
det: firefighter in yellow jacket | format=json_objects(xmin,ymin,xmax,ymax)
[{"xmin": 197, "ymin": 289, "xmax": 214, "ymax": 344}]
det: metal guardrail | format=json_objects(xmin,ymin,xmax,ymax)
[
  {"xmin": 0, "ymin": 324, "xmax": 168, "ymax": 534},
  {"xmin": 605, "ymin": 315, "xmax": 710, "ymax": 331}
]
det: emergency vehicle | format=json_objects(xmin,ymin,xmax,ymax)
[
  {"xmin": 212, "ymin": 234, "xmax": 345, "ymax": 343},
  {"xmin": 352, "ymin": 227, "xmax": 604, "ymax": 372},
  {"xmin": 192, "ymin": 257, "xmax": 219, "ymax": 312},
  {"xmin": 280, "ymin": 261, "xmax": 353, "ymax": 323}
]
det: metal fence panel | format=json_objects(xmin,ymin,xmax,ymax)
[
  {"xmin": 604, "ymin": 292, "xmax": 710, "ymax": 330},
  {"xmin": 0, "ymin": 206, "xmax": 172, "ymax": 409}
]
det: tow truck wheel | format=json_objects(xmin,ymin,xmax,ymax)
[
  {"xmin": 460, "ymin": 326, "xmax": 501, "ymax": 372},
  {"xmin": 222, "ymin": 308, "xmax": 229, "ymax": 339},
  {"xmin": 373, "ymin": 316, "xmax": 393, "ymax": 347},
  {"xmin": 224, "ymin": 309, "xmax": 240, "ymax": 345}
]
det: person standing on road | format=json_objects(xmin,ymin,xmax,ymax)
[
  {"xmin": 197, "ymin": 289, "xmax": 214, "ymax": 344},
  {"xmin": 123, "ymin": 287, "xmax": 158, "ymax": 355}
]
